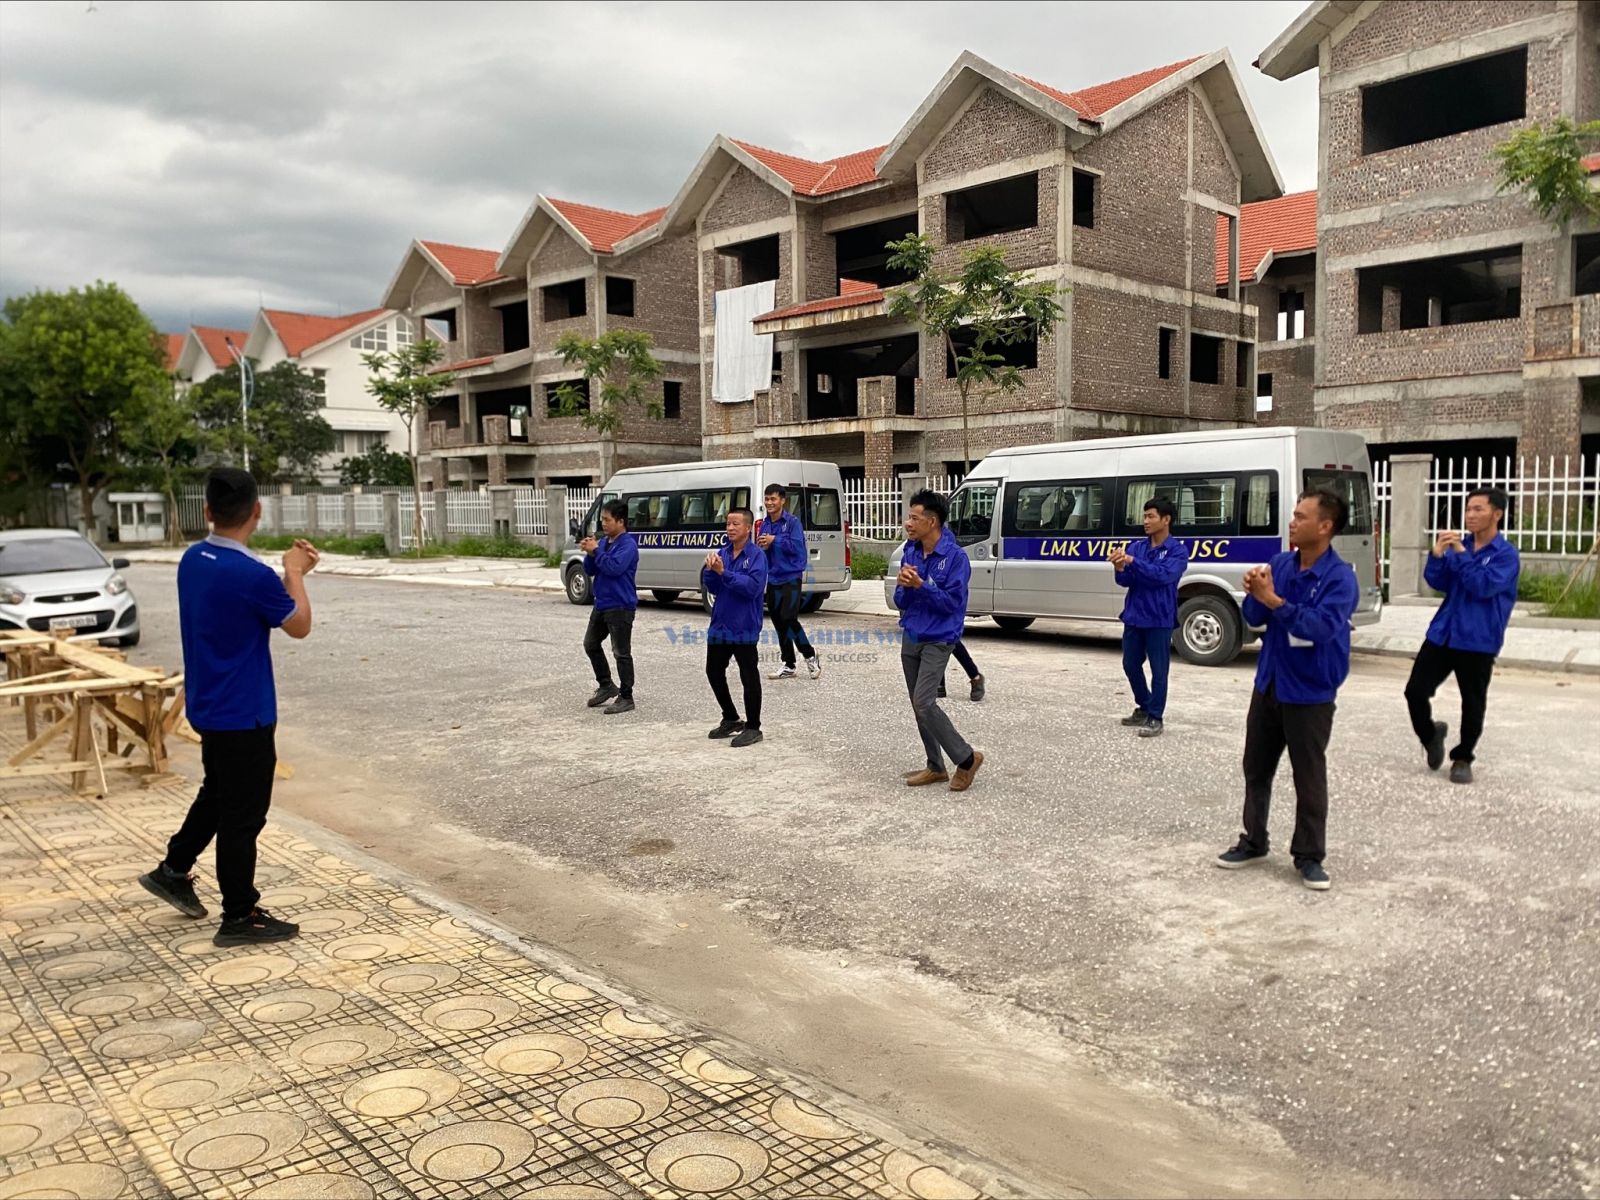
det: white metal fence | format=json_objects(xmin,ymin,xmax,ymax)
[
  {"xmin": 280, "ymin": 495, "xmax": 308, "ymax": 530},
  {"xmin": 841, "ymin": 479, "xmax": 903, "ymax": 540},
  {"xmin": 353, "ymin": 494, "xmax": 385, "ymax": 532},
  {"xmin": 1374, "ymin": 459, "xmax": 1393, "ymax": 589},
  {"xmin": 445, "ymin": 492, "xmax": 492, "ymax": 537},
  {"xmin": 514, "ymin": 487, "xmax": 547, "ymax": 536},
  {"xmin": 315, "ymin": 494, "xmax": 344, "ymax": 529},
  {"xmin": 1428, "ymin": 455, "xmax": 1599, "ymax": 555}
]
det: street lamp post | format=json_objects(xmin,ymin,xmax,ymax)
[{"xmin": 223, "ymin": 336, "xmax": 254, "ymax": 472}]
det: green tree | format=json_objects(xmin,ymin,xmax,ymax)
[
  {"xmin": 188, "ymin": 361, "xmax": 335, "ymax": 484},
  {"xmin": 363, "ymin": 339, "xmax": 453, "ymax": 550},
  {"xmin": 1495, "ymin": 117, "xmax": 1600, "ymax": 226},
  {"xmin": 551, "ymin": 329, "xmax": 663, "ymax": 483},
  {"xmin": 121, "ymin": 382, "xmax": 201, "ymax": 544},
  {"xmin": 0, "ymin": 282, "xmax": 168, "ymax": 535},
  {"xmin": 885, "ymin": 235, "xmax": 1065, "ymax": 474},
  {"xmin": 338, "ymin": 444, "xmax": 414, "ymax": 487}
]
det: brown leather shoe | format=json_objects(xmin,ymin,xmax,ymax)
[
  {"xmin": 903, "ymin": 768, "xmax": 950, "ymax": 786},
  {"xmin": 948, "ymin": 750, "xmax": 984, "ymax": 792}
]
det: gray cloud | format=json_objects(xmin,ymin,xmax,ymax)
[{"xmin": 0, "ymin": 0, "xmax": 1317, "ymax": 335}]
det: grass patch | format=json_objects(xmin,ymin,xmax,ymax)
[
  {"xmin": 851, "ymin": 550, "xmax": 888, "ymax": 581},
  {"xmin": 400, "ymin": 536, "xmax": 559, "ymax": 566},
  {"xmin": 1518, "ymin": 571, "xmax": 1600, "ymax": 619},
  {"xmin": 250, "ymin": 533, "xmax": 387, "ymax": 557}
]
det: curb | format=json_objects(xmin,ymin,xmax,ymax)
[{"xmin": 1352, "ymin": 642, "xmax": 1600, "ymax": 675}]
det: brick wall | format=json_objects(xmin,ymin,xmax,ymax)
[
  {"xmin": 1190, "ymin": 93, "xmax": 1237, "ymax": 203},
  {"xmin": 603, "ymin": 232, "xmax": 698, "ymax": 353},
  {"xmin": 922, "ymin": 86, "xmax": 1056, "ymax": 182},
  {"xmin": 703, "ymin": 164, "xmax": 790, "ymax": 234},
  {"xmin": 1329, "ymin": 0, "xmax": 1555, "ymax": 73},
  {"xmin": 1520, "ymin": 375, "xmax": 1583, "ymax": 460},
  {"xmin": 407, "ymin": 269, "xmax": 468, "ymax": 365},
  {"xmin": 1257, "ymin": 342, "xmax": 1316, "ymax": 426},
  {"xmin": 1317, "ymin": 387, "xmax": 1524, "ymax": 441}
]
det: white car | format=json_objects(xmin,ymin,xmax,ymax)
[{"xmin": 0, "ymin": 529, "xmax": 141, "ymax": 647}]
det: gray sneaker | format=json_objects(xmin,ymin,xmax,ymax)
[
  {"xmin": 603, "ymin": 696, "xmax": 635, "ymax": 715},
  {"xmin": 970, "ymin": 674, "xmax": 985, "ymax": 702},
  {"xmin": 1120, "ymin": 709, "xmax": 1150, "ymax": 726},
  {"xmin": 587, "ymin": 684, "xmax": 619, "ymax": 708},
  {"xmin": 1138, "ymin": 718, "xmax": 1164, "ymax": 738},
  {"xmin": 806, "ymin": 654, "xmax": 822, "ymax": 680}
]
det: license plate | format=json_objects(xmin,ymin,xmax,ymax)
[{"xmin": 51, "ymin": 614, "xmax": 99, "ymax": 629}]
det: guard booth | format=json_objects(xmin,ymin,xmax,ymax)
[{"xmin": 108, "ymin": 492, "xmax": 166, "ymax": 543}]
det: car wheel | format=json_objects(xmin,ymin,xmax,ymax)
[
  {"xmin": 119, "ymin": 631, "xmax": 141, "ymax": 648},
  {"xmin": 1175, "ymin": 595, "xmax": 1242, "ymax": 666},
  {"xmin": 651, "ymin": 590, "xmax": 681, "ymax": 605},
  {"xmin": 800, "ymin": 592, "xmax": 825, "ymax": 614},
  {"xmin": 564, "ymin": 564, "xmax": 593, "ymax": 606},
  {"xmin": 992, "ymin": 615, "xmax": 1035, "ymax": 632}
]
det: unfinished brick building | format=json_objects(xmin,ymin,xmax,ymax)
[
  {"xmin": 1257, "ymin": 0, "xmax": 1600, "ymax": 462},
  {"xmin": 383, "ymin": 214, "xmax": 701, "ymax": 488},
  {"xmin": 1222, "ymin": 190, "xmax": 1320, "ymax": 428},
  {"xmin": 655, "ymin": 49, "xmax": 1284, "ymax": 479}
]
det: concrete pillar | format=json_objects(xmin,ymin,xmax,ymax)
[
  {"xmin": 265, "ymin": 494, "xmax": 283, "ymax": 535},
  {"xmin": 487, "ymin": 451, "xmax": 508, "ymax": 486},
  {"xmin": 488, "ymin": 485, "xmax": 515, "ymax": 540},
  {"xmin": 901, "ymin": 473, "xmax": 929, "ymax": 508},
  {"xmin": 545, "ymin": 485, "xmax": 569, "ymax": 555},
  {"xmin": 1519, "ymin": 375, "xmax": 1582, "ymax": 463},
  {"xmin": 428, "ymin": 457, "xmax": 448, "ymax": 491},
  {"xmin": 343, "ymin": 493, "xmax": 357, "ymax": 538},
  {"xmin": 864, "ymin": 431, "xmax": 894, "ymax": 481},
  {"xmin": 382, "ymin": 490, "xmax": 401, "ymax": 556},
  {"xmin": 1381, "ymin": 286, "xmax": 1402, "ymax": 333},
  {"xmin": 305, "ymin": 493, "xmax": 320, "ymax": 539},
  {"xmin": 1227, "ymin": 214, "xmax": 1240, "ymax": 303},
  {"xmin": 1389, "ymin": 453, "xmax": 1432, "ymax": 597},
  {"xmin": 432, "ymin": 490, "xmax": 450, "ymax": 546}
]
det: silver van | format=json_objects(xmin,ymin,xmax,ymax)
[
  {"xmin": 561, "ymin": 459, "xmax": 853, "ymax": 611},
  {"xmin": 885, "ymin": 427, "xmax": 1382, "ymax": 665}
]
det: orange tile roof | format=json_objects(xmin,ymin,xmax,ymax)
[
  {"xmin": 1015, "ymin": 56, "xmax": 1201, "ymax": 121},
  {"xmin": 193, "ymin": 325, "xmax": 251, "ymax": 369},
  {"xmin": 731, "ymin": 140, "xmax": 889, "ymax": 196},
  {"xmin": 264, "ymin": 308, "xmax": 389, "ymax": 358},
  {"xmin": 1583, "ymin": 153, "xmax": 1600, "ymax": 173},
  {"xmin": 1217, "ymin": 189, "xmax": 1318, "ymax": 285},
  {"xmin": 426, "ymin": 355, "xmax": 495, "ymax": 375},
  {"xmin": 162, "ymin": 333, "xmax": 186, "ymax": 373},
  {"xmin": 545, "ymin": 198, "xmax": 667, "ymax": 253},
  {"xmin": 755, "ymin": 286, "xmax": 888, "ymax": 325},
  {"xmin": 419, "ymin": 241, "xmax": 508, "ymax": 286},
  {"xmin": 839, "ymin": 278, "xmax": 879, "ymax": 296}
]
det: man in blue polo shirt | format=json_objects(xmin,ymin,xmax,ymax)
[
  {"xmin": 1216, "ymin": 489, "xmax": 1358, "ymax": 890},
  {"xmin": 757, "ymin": 484, "xmax": 820, "ymax": 681},
  {"xmin": 1404, "ymin": 486, "xmax": 1521, "ymax": 785},
  {"xmin": 895, "ymin": 489, "xmax": 983, "ymax": 792},
  {"xmin": 703, "ymin": 507, "xmax": 768, "ymax": 748},
  {"xmin": 1111, "ymin": 495, "xmax": 1189, "ymax": 738},
  {"xmin": 139, "ymin": 468, "xmax": 317, "ymax": 945},
  {"xmin": 581, "ymin": 499, "xmax": 640, "ymax": 715}
]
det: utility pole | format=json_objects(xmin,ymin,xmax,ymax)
[{"xmin": 223, "ymin": 336, "xmax": 254, "ymax": 472}]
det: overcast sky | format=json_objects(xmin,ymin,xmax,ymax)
[{"xmin": 0, "ymin": 0, "xmax": 1317, "ymax": 336}]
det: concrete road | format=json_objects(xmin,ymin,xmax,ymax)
[{"xmin": 124, "ymin": 564, "xmax": 1600, "ymax": 1199}]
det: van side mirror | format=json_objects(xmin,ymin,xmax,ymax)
[
  {"xmin": 569, "ymin": 519, "xmax": 581, "ymax": 540},
  {"xmin": 111, "ymin": 558, "xmax": 131, "ymax": 569}
]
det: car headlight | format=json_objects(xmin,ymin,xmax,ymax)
[
  {"xmin": 0, "ymin": 585, "xmax": 24, "ymax": 605},
  {"xmin": 106, "ymin": 574, "xmax": 128, "ymax": 596}
]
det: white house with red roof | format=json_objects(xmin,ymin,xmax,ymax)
[{"xmin": 172, "ymin": 325, "xmax": 250, "ymax": 387}]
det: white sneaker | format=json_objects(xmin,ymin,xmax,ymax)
[
  {"xmin": 769, "ymin": 665, "xmax": 797, "ymax": 680},
  {"xmin": 806, "ymin": 653, "xmax": 822, "ymax": 680}
]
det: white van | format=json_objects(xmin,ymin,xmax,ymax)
[
  {"xmin": 561, "ymin": 459, "xmax": 852, "ymax": 611},
  {"xmin": 885, "ymin": 427, "xmax": 1382, "ymax": 665}
]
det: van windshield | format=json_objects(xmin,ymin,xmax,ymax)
[{"xmin": 1302, "ymin": 469, "xmax": 1373, "ymax": 536}]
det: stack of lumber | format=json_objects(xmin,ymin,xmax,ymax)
[{"xmin": 0, "ymin": 630, "xmax": 187, "ymax": 796}]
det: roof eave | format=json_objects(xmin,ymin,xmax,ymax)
[
  {"xmin": 659, "ymin": 135, "xmax": 798, "ymax": 237},
  {"xmin": 496, "ymin": 196, "xmax": 549, "ymax": 276},
  {"xmin": 1255, "ymin": 0, "xmax": 1363, "ymax": 81},
  {"xmin": 610, "ymin": 222, "xmax": 665, "ymax": 257},
  {"xmin": 876, "ymin": 51, "xmax": 1093, "ymax": 181},
  {"xmin": 380, "ymin": 241, "xmax": 430, "ymax": 311},
  {"xmin": 299, "ymin": 309, "xmax": 394, "ymax": 359},
  {"xmin": 753, "ymin": 298, "xmax": 891, "ymax": 335},
  {"xmin": 240, "ymin": 310, "xmax": 276, "ymax": 360}
]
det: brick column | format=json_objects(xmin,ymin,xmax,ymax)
[
  {"xmin": 1389, "ymin": 453, "xmax": 1432, "ymax": 598},
  {"xmin": 1519, "ymin": 376, "xmax": 1582, "ymax": 463}
]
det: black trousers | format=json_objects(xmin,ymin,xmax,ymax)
[
  {"xmin": 951, "ymin": 640, "xmax": 979, "ymax": 680},
  {"xmin": 584, "ymin": 607, "xmax": 636, "ymax": 697},
  {"xmin": 707, "ymin": 642, "xmax": 762, "ymax": 730},
  {"xmin": 164, "ymin": 724, "xmax": 277, "ymax": 920},
  {"xmin": 766, "ymin": 581, "xmax": 814, "ymax": 668},
  {"xmin": 1239, "ymin": 686, "xmax": 1334, "ymax": 864},
  {"xmin": 1404, "ymin": 639, "xmax": 1495, "ymax": 763}
]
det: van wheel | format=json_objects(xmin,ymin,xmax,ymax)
[
  {"xmin": 993, "ymin": 615, "xmax": 1035, "ymax": 632},
  {"xmin": 651, "ymin": 590, "xmax": 681, "ymax": 605},
  {"xmin": 564, "ymin": 564, "xmax": 593, "ymax": 606},
  {"xmin": 701, "ymin": 588, "xmax": 714, "ymax": 615},
  {"xmin": 800, "ymin": 593, "xmax": 825, "ymax": 614},
  {"xmin": 1175, "ymin": 595, "xmax": 1241, "ymax": 666}
]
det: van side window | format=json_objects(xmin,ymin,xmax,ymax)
[
  {"xmin": 1302, "ymin": 469, "xmax": 1373, "ymax": 536},
  {"xmin": 1123, "ymin": 476, "xmax": 1237, "ymax": 534},
  {"xmin": 677, "ymin": 488, "xmax": 750, "ymax": 530},
  {"xmin": 625, "ymin": 493, "xmax": 673, "ymax": 530},
  {"xmin": 1004, "ymin": 482, "xmax": 1106, "ymax": 535},
  {"xmin": 1243, "ymin": 472, "xmax": 1277, "ymax": 532},
  {"xmin": 947, "ymin": 484, "xmax": 997, "ymax": 546},
  {"xmin": 804, "ymin": 488, "xmax": 843, "ymax": 531}
]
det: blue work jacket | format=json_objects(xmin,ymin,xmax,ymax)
[
  {"xmin": 1115, "ymin": 536, "xmax": 1189, "ymax": 629},
  {"xmin": 894, "ymin": 527, "xmax": 970, "ymax": 645},
  {"xmin": 1423, "ymin": 533, "xmax": 1520, "ymax": 656},
  {"xmin": 758, "ymin": 510, "xmax": 808, "ymax": 585},
  {"xmin": 702, "ymin": 539, "xmax": 768, "ymax": 644},
  {"xmin": 1244, "ymin": 546, "xmax": 1359, "ymax": 705},
  {"xmin": 583, "ymin": 532, "xmax": 639, "ymax": 611}
]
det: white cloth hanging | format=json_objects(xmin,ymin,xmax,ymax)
[{"xmin": 711, "ymin": 280, "xmax": 777, "ymax": 403}]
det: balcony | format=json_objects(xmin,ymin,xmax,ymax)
[{"xmin": 1526, "ymin": 296, "xmax": 1600, "ymax": 364}]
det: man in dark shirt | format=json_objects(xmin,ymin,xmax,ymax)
[
  {"xmin": 1216, "ymin": 490, "xmax": 1359, "ymax": 891},
  {"xmin": 703, "ymin": 508, "xmax": 768, "ymax": 748},
  {"xmin": 1404, "ymin": 486, "xmax": 1521, "ymax": 785},
  {"xmin": 1111, "ymin": 496, "xmax": 1189, "ymax": 738},
  {"xmin": 139, "ymin": 469, "xmax": 317, "ymax": 945},
  {"xmin": 581, "ymin": 500, "xmax": 640, "ymax": 715}
]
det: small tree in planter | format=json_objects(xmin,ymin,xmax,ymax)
[
  {"xmin": 885, "ymin": 234, "xmax": 1065, "ymax": 474},
  {"xmin": 550, "ymin": 330, "xmax": 663, "ymax": 484},
  {"xmin": 363, "ymin": 339, "xmax": 454, "ymax": 552}
]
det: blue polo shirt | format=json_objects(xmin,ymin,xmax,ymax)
[
  {"xmin": 583, "ymin": 531, "xmax": 639, "ymax": 612},
  {"xmin": 1243, "ymin": 546, "xmax": 1358, "ymax": 706},
  {"xmin": 757, "ymin": 510, "xmax": 808, "ymax": 585},
  {"xmin": 1423, "ymin": 533, "xmax": 1520, "ymax": 656},
  {"xmin": 177, "ymin": 535, "xmax": 297, "ymax": 732},
  {"xmin": 702, "ymin": 539, "xmax": 768, "ymax": 643},
  {"xmin": 1115, "ymin": 536, "xmax": 1189, "ymax": 629},
  {"xmin": 894, "ymin": 527, "xmax": 971, "ymax": 645}
]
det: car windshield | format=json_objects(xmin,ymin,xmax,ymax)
[{"xmin": 0, "ymin": 538, "xmax": 108, "ymax": 576}]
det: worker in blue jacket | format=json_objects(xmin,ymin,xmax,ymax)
[
  {"xmin": 580, "ymin": 499, "xmax": 639, "ymax": 715},
  {"xmin": 757, "ymin": 483, "xmax": 820, "ymax": 680},
  {"xmin": 702, "ymin": 507, "xmax": 768, "ymax": 747},
  {"xmin": 894, "ymin": 489, "xmax": 983, "ymax": 792},
  {"xmin": 1111, "ymin": 495, "xmax": 1189, "ymax": 738},
  {"xmin": 1404, "ymin": 485, "xmax": 1521, "ymax": 785},
  {"xmin": 1216, "ymin": 489, "xmax": 1359, "ymax": 891}
]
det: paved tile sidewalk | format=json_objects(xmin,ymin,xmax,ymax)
[{"xmin": 0, "ymin": 720, "xmax": 998, "ymax": 1200}]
